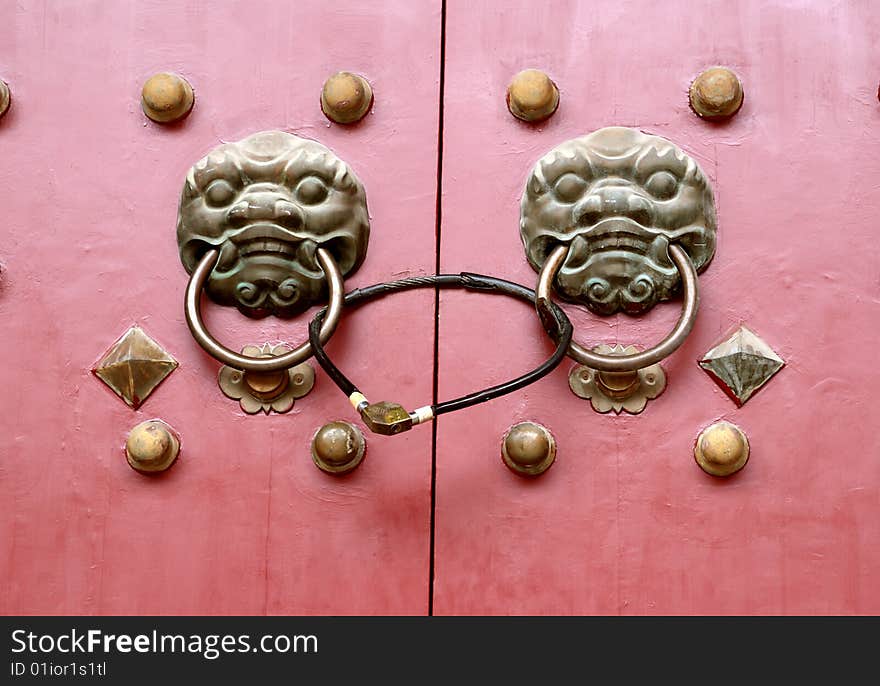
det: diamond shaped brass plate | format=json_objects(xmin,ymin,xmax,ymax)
[
  {"xmin": 699, "ymin": 325, "xmax": 783, "ymax": 405},
  {"xmin": 93, "ymin": 326, "xmax": 178, "ymax": 409}
]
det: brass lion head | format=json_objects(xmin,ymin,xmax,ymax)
[
  {"xmin": 520, "ymin": 127, "xmax": 716, "ymax": 315},
  {"xmin": 177, "ymin": 131, "xmax": 369, "ymax": 318}
]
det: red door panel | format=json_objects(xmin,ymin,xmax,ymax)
[
  {"xmin": 0, "ymin": 0, "xmax": 441, "ymax": 615},
  {"xmin": 433, "ymin": 0, "xmax": 880, "ymax": 614}
]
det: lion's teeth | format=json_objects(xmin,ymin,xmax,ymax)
[
  {"xmin": 648, "ymin": 235, "xmax": 670, "ymax": 265},
  {"xmin": 217, "ymin": 242, "xmax": 237, "ymax": 270}
]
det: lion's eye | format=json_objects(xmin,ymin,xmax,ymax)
[
  {"xmin": 204, "ymin": 179, "xmax": 237, "ymax": 207},
  {"xmin": 553, "ymin": 173, "xmax": 589, "ymax": 203},
  {"xmin": 644, "ymin": 171, "xmax": 678, "ymax": 200},
  {"xmin": 295, "ymin": 177, "xmax": 329, "ymax": 205}
]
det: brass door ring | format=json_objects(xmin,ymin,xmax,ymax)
[
  {"xmin": 536, "ymin": 242, "xmax": 699, "ymax": 372},
  {"xmin": 185, "ymin": 247, "xmax": 344, "ymax": 372}
]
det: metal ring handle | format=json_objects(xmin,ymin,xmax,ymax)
[
  {"xmin": 537, "ymin": 243, "xmax": 699, "ymax": 372},
  {"xmin": 184, "ymin": 247, "xmax": 344, "ymax": 372}
]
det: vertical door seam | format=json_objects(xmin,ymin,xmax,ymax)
[{"xmin": 428, "ymin": 0, "xmax": 447, "ymax": 617}]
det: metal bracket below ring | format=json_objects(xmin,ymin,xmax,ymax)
[
  {"xmin": 218, "ymin": 343, "xmax": 315, "ymax": 414},
  {"xmin": 568, "ymin": 344, "xmax": 666, "ymax": 414}
]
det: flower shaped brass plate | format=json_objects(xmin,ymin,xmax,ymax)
[
  {"xmin": 568, "ymin": 344, "xmax": 666, "ymax": 414},
  {"xmin": 218, "ymin": 343, "xmax": 315, "ymax": 414}
]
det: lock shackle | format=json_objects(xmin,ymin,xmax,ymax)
[
  {"xmin": 184, "ymin": 247, "xmax": 344, "ymax": 372},
  {"xmin": 537, "ymin": 242, "xmax": 699, "ymax": 372}
]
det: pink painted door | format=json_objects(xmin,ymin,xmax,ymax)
[
  {"xmin": 3, "ymin": 0, "xmax": 879, "ymax": 619},
  {"xmin": 433, "ymin": 0, "xmax": 880, "ymax": 614},
  {"xmin": 0, "ymin": 0, "xmax": 441, "ymax": 614}
]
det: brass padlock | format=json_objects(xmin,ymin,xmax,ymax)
[{"xmin": 359, "ymin": 401, "xmax": 413, "ymax": 435}]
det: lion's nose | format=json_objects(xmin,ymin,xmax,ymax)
[
  {"xmin": 573, "ymin": 187, "xmax": 653, "ymax": 227},
  {"xmin": 227, "ymin": 193, "xmax": 305, "ymax": 230}
]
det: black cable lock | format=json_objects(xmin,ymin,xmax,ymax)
[{"xmin": 308, "ymin": 272, "xmax": 573, "ymax": 435}]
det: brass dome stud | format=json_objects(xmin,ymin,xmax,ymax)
[
  {"xmin": 501, "ymin": 422, "xmax": 557, "ymax": 477},
  {"xmin": 689, "ymin": 66, "xmax": 743, "ymax": 119},
  {"xmin": 141, "ymin": 72, "xmax": 194, "ymax": 123},
  {"xmin": 311, "ymin": 421, "xmax": 366, "ymax": 475},
  {"xmin": 694, "ymin": 421, "xmax": 750, "ymax": 477},
  {"xmin": 507, "ymin": 69, "xmax": 559, "ymax": 123},
  {"xmin": 125, "ymin": 419, "xmax": 180, "ymax": 474},
  {"xmin": 0, "ymin": 79, "xmax": 11, "ymax": 119},
  {"xmin": 321, "ymin": 71, "xmax": 373, "ymax": 124}
]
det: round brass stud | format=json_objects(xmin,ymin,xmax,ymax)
[
  {"xmin": 311, "ymin": 421, "xmax": 366, "ymax": 475},
  {"xmin": 501, "ymin": 421, "xmax": 556, "ymax": 477},
  {"xmin": 689, "ymin": 66, "xmax": 744, "ymax": 120},
  {"xmin": 694, "ymin": 421, "xmax": 749, "ymax": 477},
  {"xmin": 0, "ymin": 79, "xmax": 10, "ymax": 119},
  {"xmin": 125, "ymin": 419, "xmax": 180, "ymax": 474},
  {"xmin": 321, "ymin": 71, "xmax": 373, "ymax": 124},
  {"xmin": 507, "ymin": 69, "xmax": 559, "ymax": 123},
  {"xmin": 141, "ymin": 72, "xmax": 194, "ymax": 123}
]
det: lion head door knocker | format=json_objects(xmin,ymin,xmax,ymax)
[
  {"xmin": 520, "ymin": 126, "xmax": 717, "ymax": 414},
  {"xmin": 176, "ymin": 130, "xmax": 369, "ymax": 414}
]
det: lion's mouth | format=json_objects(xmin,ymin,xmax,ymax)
[
  {"xmin": 563, "ymin": 220, "xmax": 668, "ymax": 272},
  {"xmin": 549, "ymin": 218, "xmax": 710, "ymax": 315},
  {"xmin": 563, "ymin": 218, "xmax": 706, "ymax": 271},
  {"xmin": 215, "ymin": 223, "xmax": 315, "ymax": 272}
]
